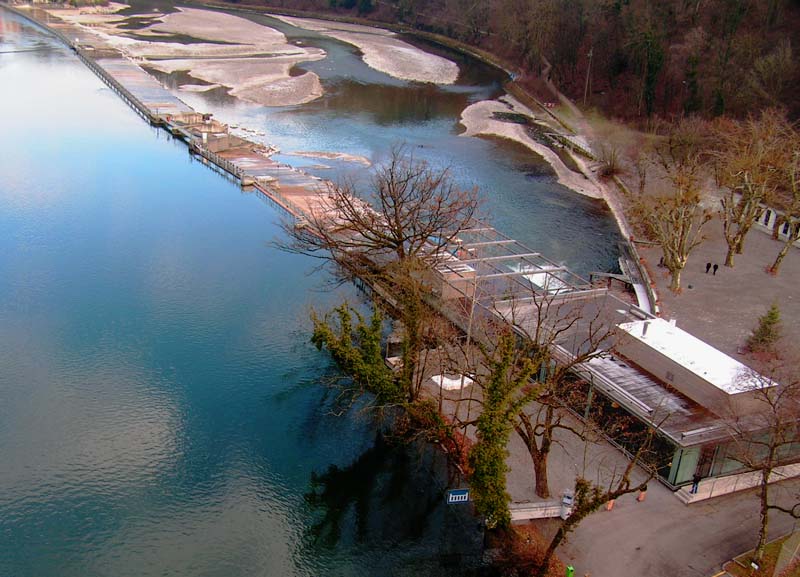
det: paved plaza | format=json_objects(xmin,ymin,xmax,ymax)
[
  {"xmin": 500, "ymin": 215, "xmax": 800, "ymax": 576},
  {"xmin": 637, "ymin": 215, "xmax": 799, "ymax": 360},
  {"xmin": 503, "ymin": 408, "xmax": 800, "ymax": 577}
]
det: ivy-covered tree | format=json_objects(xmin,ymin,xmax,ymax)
[
  {"xmin": 468, "ymin": 332, "xmax": 537, "ymax": 528},
  {"xmin": 283, "ymin": 146, "xmax": 479, "ymax": 402},
  {"xmin": 311, "ymin": 303, "xmax": 405, "ymax": 408}
]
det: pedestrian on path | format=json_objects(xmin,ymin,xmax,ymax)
[
  {"xmin": 706, "ymin": 262, "xmax": 712, "ymax": 274},
  {"xmin": 690, "ymin": 473, "xmax": 702, "ymax": 494},
  {"xmin": 713, "ymin": 264, "xmax": 719, "ymax": 275}
]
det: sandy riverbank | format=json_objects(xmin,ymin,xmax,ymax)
[
  {"xmin": 272, "ymin": 15, "xmax": 459, "ymax": 84},
  {"xmin": 460, "ymin": 97, "xmax": 634, "ymax": 238},
  {"xmin": 460, "ymin": 98, "xmax": 603, "ymax": 199}
]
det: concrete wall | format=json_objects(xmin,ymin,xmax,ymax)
[{"xmin": 510, "ymin": 500, "xmax": 565, "ymax": 522}]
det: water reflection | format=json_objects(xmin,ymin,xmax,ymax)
[
  {"xmin": 304, "ymin": 432, "xmax": 484, "ymax": 574},
  {"xmin": 299, "ymin": 79, "xmax": 474, "ymax": 125}
]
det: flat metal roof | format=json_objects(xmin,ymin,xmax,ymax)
[{"xmin": 617, "ymin": 319, "xmax": 773, "ymax": 395}]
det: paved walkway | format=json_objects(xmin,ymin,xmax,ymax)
[{"xmin": 503, "ymin": 409, "xmax": 800, "ymax": 577}]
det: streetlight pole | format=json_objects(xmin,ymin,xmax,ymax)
[{"xmin": 583, "ymin": 47, "xmax": 593, "ymax": 107}]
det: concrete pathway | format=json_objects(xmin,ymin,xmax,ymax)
[{"xmin": 503, "ymin": 409, "xmax": 800, "ymax": 577}]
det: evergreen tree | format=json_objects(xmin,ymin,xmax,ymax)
[{"xmin": 747, "ymin": 303, "xmax": 782, "ymax": 353}]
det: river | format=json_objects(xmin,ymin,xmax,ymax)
[
  {"xmin": 150, "ymin": 5, "xmax": 622, "ymax": 277},
  {"xmin": 0, "ymin": 6, "xmax": 614, "ymax": 576}
]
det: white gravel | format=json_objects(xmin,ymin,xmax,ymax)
[{"xmin": 460, "ymin": 98, "xmax": 603, "ymax": 199}]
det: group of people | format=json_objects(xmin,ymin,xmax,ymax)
[{"xmin": 656, "ymin": 257, "xmax": 721, "ymax": 276}]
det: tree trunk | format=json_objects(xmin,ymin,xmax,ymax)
[
  {"xmin": 534, "ymin": 454, "xmax": 550, "ymax": 499},
  {"xmin": 770, "ymin": 234, "xmax": 798, "ymax": 275},
  {"xmin": 401, "ymin": 301, "xmax": 422, "ymax": 402},
  {"xmin": 725, "ymin": 245, "xmax": 736, "ymax": 267},
  {"xmin": 535, "ymin": 513, "xmax": 582, "ymax": 577},
  {"xmin": 755, "ymin": 468, "xmax": 771, "ymax": 562},
  {"xmin": 735, "ymin": 234, "xmax": 746, "ymax": 255},
  {"xmin": 668, "ymin": 266, "xmax": 683, "ymax": 293},
  {"xmin": 772, "ymin": 217, "xmax": 783, "ymax": 240}
]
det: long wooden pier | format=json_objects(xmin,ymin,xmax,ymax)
[{"xmin": 4, "ymin": 2, "xmax": 330, "ymax": 222}]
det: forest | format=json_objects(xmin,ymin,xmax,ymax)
[{"xmin": 219, "ymin": 0, "xmax": 800, "ymax": 122}]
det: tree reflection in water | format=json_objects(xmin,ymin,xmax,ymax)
[{"xmin": 304, "ymin": 432, "xmax": 485, "ymax": 572}]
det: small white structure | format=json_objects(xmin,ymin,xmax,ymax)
[{"xmin": 432, "ymin": 374, "xmax": 473, "ymax": 391}]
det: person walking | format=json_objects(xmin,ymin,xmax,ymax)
[
  {"xmin": 705, "ymin": 262, "xmax": 712, "ymax": 274},
  {"xmin": 690, "ymin": 473, "xmax": 702, "ymax": 494},
  {"xmin": 713, "ymin": 263, "xmax": 719, "ymax": 275}
]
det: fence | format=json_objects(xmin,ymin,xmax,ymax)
[{"xmin": 4, "ymin": 4, "xmax": 157, "ymax": 123}]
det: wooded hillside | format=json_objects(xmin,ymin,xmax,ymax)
[{"xmin": 221, "ymin": 0, "xmax": 800, "ymax": 122}]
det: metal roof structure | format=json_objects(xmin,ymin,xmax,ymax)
[
  {"xmin": 427, "ymin": 223, "xmax": 739, "ymax": 448},
  {"xmin": 432, "ymin": 226, "xmax": 597, "ymax": 303}
]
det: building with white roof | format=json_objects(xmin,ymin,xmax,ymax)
[{"xmin": 615, "ymin": 318, "xmax": 775, "ymax": 415}]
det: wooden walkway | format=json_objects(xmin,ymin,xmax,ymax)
[{"xmin": 8, "ymin": 3, "xmax": 332, "ymax": 221}]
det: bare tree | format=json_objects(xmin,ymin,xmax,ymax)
[
  {"xmin": 282, "ymin": 146, "xmax": 479, "ymax": 402},
  {"xmin": 769, "ymin": 151, "xmax": 800, "ymax": 275},
  {"xmin": 713, "ymin": 109, "xmax": 794, "ymax": 267},
  {"xmin": 725, "ymin": 356, "xmax": 800, "ymax": 564},
  {"xmin": 628, "ymin": 118, "xmax": 713, "ymax": 292},
  {"xmin": 506, "ymin": 289, "xmax": 618, "ymax": 499},
  {"xmin": 534, "ymin": 430, "xmax": 660, "ymax": 577}
]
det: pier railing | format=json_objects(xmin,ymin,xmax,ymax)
[
  {"xmin": 4, "ymin": 4, "xmax": 158, "ymax": 124},
  {"xmin": 72, "ymin": 46, "xmax": 157, "ymax": 124},
  {"xmin": 189, "ymin": 139, "xmax": 245, "ymax": 181},
  {"xmin": 187, "ymin": 139, "xmax": 306, "ymax": 217}
]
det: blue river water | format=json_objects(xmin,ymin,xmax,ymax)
[
  {"xmin": 161, "ymin": 7, "xmax": 622, "ymax": 277},
  {"xmin": 0, "ymin": 6, "xmax": 617, "ymax": 576}
]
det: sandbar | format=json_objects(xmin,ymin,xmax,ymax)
[
  {"xmin": 284, "ymin": 151, "xmax": 372, "ymax": 166},
  {"xmin": 150, "ymin": 7, "xmax": 286, "ymax": 45},
  {"xmin": 460, "ymin": 98, "xmax": 603, "ymax": 199},
  {"xmin": 45, "ymin": 6, "xmax": 327, "ymax": 107},
  {"xmin": 272, "ymin": 15, "xmax": 459, "ymax": 84},
  {"xmin": 461, "ymin": 97, "xmax": 635, "ymax": 238}
]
